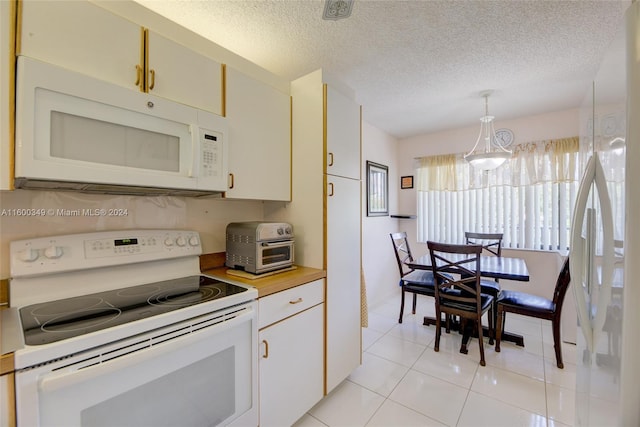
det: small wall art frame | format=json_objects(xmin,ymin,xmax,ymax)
[
  {"xmin": 366, "ymin": 161, "xmax": 389, "ymax": 216},
  {"xmin": 401, "ymin": 175, "xmax": 414, "ymax": 189}
]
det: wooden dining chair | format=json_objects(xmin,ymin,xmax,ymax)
[
  {"xmin": 495, "ymin": 257, "xmax": 571, "ymax": 368},
  {"xmin": 465, "ymin": 232, "xmax": 504, "ymax": 340},
  {"xmin": 427, "ymin": 241, "xmax": 495, "ymax": 366},
  {"xmin": 465, "ymin": 232, "xmax": 503, "ymax": 258},
  {"xmin": 390, "ymin": 232, "xmax": 436, "ymax": 323}
]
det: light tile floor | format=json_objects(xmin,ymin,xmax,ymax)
[{"xmin": 295, "ymin": 294, "xmax": 577, "ymax": 427}]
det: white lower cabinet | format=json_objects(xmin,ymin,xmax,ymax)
[{"xmin": 258, "ymin": 280, "xmax": 324, "ymax": 427}]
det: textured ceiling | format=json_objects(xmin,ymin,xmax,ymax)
[{"xmin": 134, "ymin": 0, "xmax": 630, "ymax": 139}]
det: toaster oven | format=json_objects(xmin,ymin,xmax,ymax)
[{"xmin": 225, "ymin": 222, "xmax": 294, "ymax": 274}]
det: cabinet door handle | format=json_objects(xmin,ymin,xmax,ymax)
[
  {"xmin": 328, "ymin": 152, "xmax": 334, "ymax": 167},
  {"xmin": 289, "ymin": 297, "xmax": 303, "ymax": 304},
  {"xmin": 328, "ymin": 182, "xmax": 334, "ymax": 197},
  {"xmin": 135, "ymin": 64, "xmax": 143, "ymax": 89},
  {"xmin": 228, "ymin": 173, "xmax": 235, "ymax": 189},
  {"xmin": 262, "ymin": 339, "xmax": 269, "ymax": 358},
  {"xmin": 149, "ymin": 69, "xmax": 156, "ymax": 90}
]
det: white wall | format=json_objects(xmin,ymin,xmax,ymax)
[
  {"xmin": 361, "ymin": 121, "xmax": 404, "ymax": 309},
  {"xmin": 0, "ymin": 189, "xmax": 265, "ymax": 278}
]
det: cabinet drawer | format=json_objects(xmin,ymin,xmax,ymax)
[{"xmin": 258, "ymin": 279, "xmax": 324, "ymax": 329}]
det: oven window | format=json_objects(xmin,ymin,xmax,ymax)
[
  {"xmin": 263, "ymin": 246, "xmax": 291, "ymax": 265},
  {"xmin": 81, "ymin": 347, "xmax": 235, "ymax": 426}
]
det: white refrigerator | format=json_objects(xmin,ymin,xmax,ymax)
[{"xmin": 571, "ymin": 3, "xmax": 639, "ymax": 426}]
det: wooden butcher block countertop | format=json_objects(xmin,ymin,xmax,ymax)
[{"xmin": 203, "ymin": 265, "xmax": 326, "ymax": 298}]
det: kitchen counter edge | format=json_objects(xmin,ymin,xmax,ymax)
[{"xmin": 203, "ymin": 266, "xmax": 326, "ymax": 298}]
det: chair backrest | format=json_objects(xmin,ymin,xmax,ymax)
[
  {"xmin": 390, "ymin": 232, "xmax": 415, "ymax": 278},
  {"xmin": 553, "ymin": 257, "xmax": 571, "ymax": 314},
  {"xmin": 427, "ymin": 241, "xmax": 483, "ymax": 312},
  {"xmin": 465, "ymin": 232, "xmax": 503, "ymax": 257}
]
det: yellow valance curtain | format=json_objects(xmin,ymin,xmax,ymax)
[
  {"xmin": 415, "ymin": 154, "xmax": 459, "ymax": 191},
  {"xmin": 416, "ymin": 137, "xmax": 583, "ymax": 191}
]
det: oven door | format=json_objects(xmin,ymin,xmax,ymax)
[
  {"xmin": 257, "ymin": 240, "xmax": 294, "ymax": 273},
  {"xmin": 16, "ymin": 302, "xmax": 258, "ymax": 427}
]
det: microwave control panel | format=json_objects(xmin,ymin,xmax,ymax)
[{"xmin": 200, "ymin": 128, "xmax": 223, "ymax": 179}]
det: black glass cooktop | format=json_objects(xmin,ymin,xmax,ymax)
[{"xmin": 20, "ymin": 276, "xmax": 248, "ymax": 346}]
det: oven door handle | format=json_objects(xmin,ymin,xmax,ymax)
[
  {"xmin": 37, "ymin": 308, "xmax": 255, "ymax": 394},
  {"xmin": 260, "ymin": 241, "xmax": 293, "ymax": 248}
]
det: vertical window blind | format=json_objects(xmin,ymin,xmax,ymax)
[{"xmin": 415, "ymin": 137, "xmax": 625, "ymax": 251}]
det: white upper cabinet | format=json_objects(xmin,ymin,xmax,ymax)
[
  {"xmin": 326, "ymin": 86, "xmax": 361, "ymax": 180},
  {"xmin": 19, "ymin": 0, "xmax": 140, "ymax": 90},
  {"xmin": 19, "ymin": 1, "xmax": 222, "ymax": 115},
  {"xmin": 146, "ymin": 30, "xmax": 222, "ymax": 115},
  {"xmin": 225, "ymin": 67, "xmax": 290, "ymax": 201}
]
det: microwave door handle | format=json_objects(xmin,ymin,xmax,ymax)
[{"xmin": 189, "ymin": 125, "xmax": 199, "ymax": 178}]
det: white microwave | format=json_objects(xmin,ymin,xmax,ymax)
[{"xmin": 15, "ymin": 56, "xmax": 228, "ymax": 196}]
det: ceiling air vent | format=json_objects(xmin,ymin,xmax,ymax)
[{"xmin": 323, "ymin": 0, "xmax": 354, "ymax": 20}]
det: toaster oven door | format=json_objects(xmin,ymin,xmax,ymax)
[{"xmin": 257, "ymin": 240, "xmax": 294, "ymax": 273}]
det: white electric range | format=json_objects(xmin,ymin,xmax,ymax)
[{"xmin": 9, "ymin": 229, "xmax": 258, "ymax": 427}]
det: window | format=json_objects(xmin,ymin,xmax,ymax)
[
  {"xmin": 414, "ymin": 137, "xmax": 619, "ymax": 251},
  {"xmin": 366, "ymin": 161, "xmax": 389, "ymax": 216},
  {"xmin": 417, "ymin": 180, "xmax": 578, "ymax": 250}
]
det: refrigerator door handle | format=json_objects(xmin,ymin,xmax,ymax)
[
  {"xmin": 570, "ymin": 155, "xmax": 595, "ymax": 352},
  {"xmin": 591, "ymin": 154, "xmax": 615, "ymax": 350},
  {"xmin": 570, "ymin": 153, "xmax": 615, "ymax": 353}
]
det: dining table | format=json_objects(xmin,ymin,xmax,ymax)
[{"xmin": 407, "ymin": 253, "xmax": 530, "ymax": 350}]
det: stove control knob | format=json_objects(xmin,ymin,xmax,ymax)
[
  {"xmin": 189, "ymin": 236, "xmax": 200, "ymax": 246},
  {"xmin": 277, "ymin": 228, "xmax": 284, "ymax": 235},
  {"xmin": 285, "ymin": 226, "xmax": 292, "ymax": 235},
  {"xmin": 176, "ymin": 236, "xmax": 187, "ymax": 247},
  {"xmin": 19, "ymin": 248, "xmax": 39, "ymax": 262},
  {"xmin": 164, "ymin": 237, "xmax": 174, "ymax": 247},
  {"xmin": 44, "ymin": 245, "xmax": 63, "ymax": 259}
]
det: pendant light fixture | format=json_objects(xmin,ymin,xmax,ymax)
[{"xmin": 464, "ymin": 91, "xmax": 512, "ymax": 170}]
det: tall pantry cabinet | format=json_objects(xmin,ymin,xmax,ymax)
[{"xmin": 275, "ymin": 70, "xmax": 361, "ymax": 394}]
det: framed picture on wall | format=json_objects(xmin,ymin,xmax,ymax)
[
  {"xmin": 401, "ymin": 176, "xmax": 414, "ymax": 189},
  {"xmin": 366, "ymin": 161, "xmax": 389, "ymax": 216}
]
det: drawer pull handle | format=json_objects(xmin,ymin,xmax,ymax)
[
  {"xmin": 262, "ymin": 340, "xmax": 269, "ymax": 358},
  {"xmin": 289, "ymin": 298, "xmax": 303, "ymax": 304}
]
